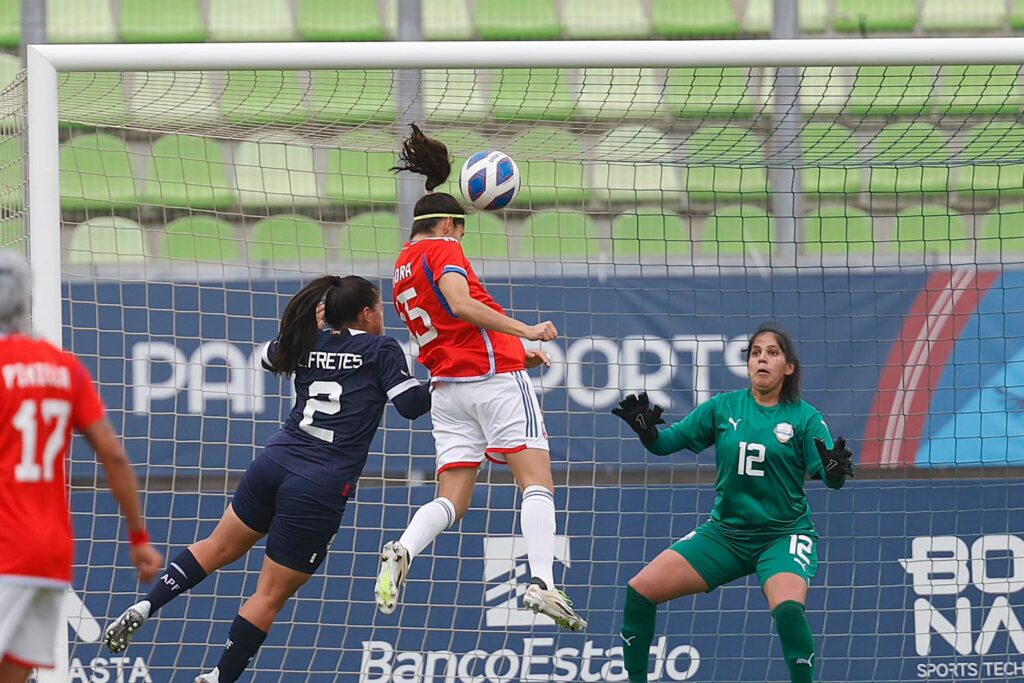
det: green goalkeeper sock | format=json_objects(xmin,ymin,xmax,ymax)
[
  {"xmin": 772, "ymin": 600, "xmax": 815, "ymax": 683},
  {"xmin": 621, "ymin": 585, "xmax": 657, "ymax": 683}
]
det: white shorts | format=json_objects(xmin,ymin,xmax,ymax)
[
  {"xmin": 0, "ymin": 582, "xmax": 63, "ymax": 669},
  {"xmin": 432, "ymin": 370, "xmax": 549, "ymax": 473}
]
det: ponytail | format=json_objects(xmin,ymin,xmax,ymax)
[{"xmin": 391, "ymin": 123, "xmax": 468, "ymax": 238}]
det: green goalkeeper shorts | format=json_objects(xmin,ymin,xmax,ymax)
[{"xmin": 668, "ymin": 521, "xmax": 819, "ymax": 591}]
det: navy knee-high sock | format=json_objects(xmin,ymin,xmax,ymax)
[{"xmin": 143, "ymin": 549, "xmax": 208, "ymax": 614}]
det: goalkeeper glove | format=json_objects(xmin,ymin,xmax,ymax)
[
  {"xmin": 612, "ymin": 392, "xmax": 665, "ymax": 447},
  {"xmin": 814, "ymin": 436, "xmax": 855, "ymax": 485}
]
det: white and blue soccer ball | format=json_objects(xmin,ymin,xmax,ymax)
[{"xmin": 459, "ymin": 150, "xmax": 521, "ymax": 211}]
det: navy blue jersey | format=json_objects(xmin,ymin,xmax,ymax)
[{"xmin": 258, "ymin": 329, "xmax": 419, "ymax": 493}]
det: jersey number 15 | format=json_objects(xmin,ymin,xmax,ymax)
[{"xmin": 395, "ymin": 287, "xmax": 438, "ymax": 347}]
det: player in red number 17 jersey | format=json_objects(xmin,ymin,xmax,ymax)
[{"xmin": 375, "ymin": 124, "xmax": 586, "ymax": 631}]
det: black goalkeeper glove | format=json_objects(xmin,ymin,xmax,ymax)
[
  {"xmin": 612, "ymin": 392, "xmax": 665, "ymax": 447},
  {"xmin": 814, "ymin": 436, "xmax": 855, "ymax": 484}
]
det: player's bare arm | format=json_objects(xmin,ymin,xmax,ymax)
[{"xmin": 437, "ymin": 272, "xmax": 557, "ymax": 341}]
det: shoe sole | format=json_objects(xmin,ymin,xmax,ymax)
[
  {"xmin": 524, "ymin": 596, "xmax": 587, "ymax": 632},
  {"xmin": 103, "ymin": 610, "xmax": 145, "ymax": 653},
  {"xmin": 374, "ymin": 548, "xmax": 403, "ymax": 615}
]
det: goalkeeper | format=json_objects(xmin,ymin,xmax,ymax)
[{"xmin": 612, "ymin": 322, "xmax": 853, "ymax": 683}]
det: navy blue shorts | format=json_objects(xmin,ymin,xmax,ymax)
[{"xmin": 231, "ymin": 454, "xmax": 350, "ymax": 574}]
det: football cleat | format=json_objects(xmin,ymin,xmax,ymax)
[
  {"xmin": 102, "ymin": 600, "xmax": 152, "ymax": 653},
  {"xmin": 193, "ymin": 668, "xmax": 220, "ymax": 683},
  {"xmin": 524, "ymin": 579, "xmax": 587, "ymax": 632},
  {"xmin": 375, "ymin": 540, "xmax": 411, "ymax": 615}
]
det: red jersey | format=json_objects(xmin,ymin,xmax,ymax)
[
  {"xmin": 393, "ymin": 237, "xmax": 526, "ymax": 380},
  {"xmin": 0, "ymin": 335, "xmax": 106, "ymax": 584}
]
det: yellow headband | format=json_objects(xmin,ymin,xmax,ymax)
[{"xmin": 413, "ymin": 213, "xmax": 465, "ymax": 222}]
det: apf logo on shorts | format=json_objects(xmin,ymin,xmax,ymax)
[{"xmin": 482, "ymin": 535, "xmax": 571, "ymax": 628}]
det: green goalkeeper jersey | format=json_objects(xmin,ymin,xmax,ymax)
[{"xmin": 647, "ymin": 389, "xmax": 841, "ymax": 539}]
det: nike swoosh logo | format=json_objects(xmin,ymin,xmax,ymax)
[{"xmin": 170, "ymin": 562, "xmax": 187, "ymax": 578}]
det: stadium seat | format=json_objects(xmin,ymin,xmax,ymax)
[
  {"xmin": 507, "ymin": 128, "xmax": 590, "ymax": 206},
  {"xmin": 423, "ymin": 69, "xmax": 487, "ymax": 123},
  {"xmin": 0, "ymin": 216, "xmax": 22, "ymax": 249},
  {"xmin": 894, "ymin": 206, "xmax": 970, "ymax": 256},
  {"xmin": 0, "ymin": 135, "xmax": 22, "ymax": 211},
  {"xmin": 309, "ymin": 70, "xmax": 397, "ymax": 124},
  {"xmin": 801, "ymin": 124, "xmax": 864, "ymax": 197},
  {"xmin": 68, "ymin": 217, "xmax": 147, "ymax": 264},
  {"xmin": 521, "ymin": 211, "xmax": 598, "ymax": 259},
  {"xmin": 833, "ymin": 0, "xmax": 917, "ymax": 33},
  {"xmin": 665, "ymin": 68, "xmax": 756, "ymax": 119},
  {"xmin": 0, "ymin": 53, "xmax": 18, "ymax": 88},
  {"xmin": 121, "ymin": 0, "xmax": 205, "ymax": 43},
  {"xmin": 432, "ymin": 128, "xmax": 489, "ymax": 199},
  {"xmin": 796, "ymin": 67, "xmax": 850, "ymax": 116},
  {"xmin": 936, "ymin": 65, "xmax": 1022, "ymax": 116},
  {"xmin": 423, "ymin": 0, "xmax": 473, "ymax": 40},
  {"xmin": 802, "ymin": 206, "xmax": 875, "ymax": 255},
  {"xmin": 60, "ymin": 73, "xmax": 130, "ymax": 128},
  {"xmin": 298, "ymin": 0, "xmax": 386, "ymax": 41},
  {"xmin": 562, "ymin": 0, "xmax": 649, "ymax": 38},
  {"xmin": 592, "ymin": 126, "xmax": 683, "ymax": 204},
  {"xmin": 1012, "ymin": 0, "xmax": 1024, "ymax": 30},
  {"xmin": 682, "ymin": 125, "xmax": 768, "ymax": 203},
  {"xmin": 492, "ymin": 69, "xmax": 575, "ymax": 121},
  {"xmin": 475, "ymin": 0, "xmax": 561, "ymax": 40},
  {"xmin": 324, "ymin": 129, "xmax": 398, "ymax": 207},
  {"xmin": 611, "ymin": 209, "xmax": 690, "ymax": 262},
  {"xmin": 978, "ymin": 205, "xmax": 1024, "ymax": 255},
  {"xmin": 0, "ymin": 0, "xmax": 20, "ymax": 49},
  {"xmin": 142, "ymin": 135, "xmax": 235, "ymax": 210},
  {"xmin": 60, "ymin": 134, "xmax": 137, "ymax": 210},
  {"xmin": 339, "ymin": 212, "xmax": 403, "ymax": 261},
  {"xmin": 250, "ymin": 215, "xmax": 326, "ymax": 262},
  {"xmin": 701, "ymin": 205, "xmax": 774, "ymax": 257},
  {"xmin": 130, "ymin": 71, "xmax": 219, "ymax": 128},
  {"xmin": 48, "ymin": 0, "xmax": 116, "ymax": 43},
  {"xmin": 461, "ymin": 212, "xmax": 508, "ymax": 259},
  {"xmin": 235, "ymin": 138, "xmax": 319, "ymax": 209},
  {"xmin": 847, "ymin": 66, "xmax": 935, "ymax": 116},
  {"xmin": 221, "ymin": 71, "xmax": 307, "ymax": 126},
  {"xmin": 651, "ymin": 0, "xmax": 738, "ymax": 38},
  {"xmin": 208, "ymin": 0, "xmax": 294, "ymax": 41},
  {"xmin": 576, "ymin": 69, "xmax": 662, "ymax": 121},
  {"xmin": 922, "ymin": 0, "xmax": 1005, "ymax": 32},
  {"xmin": 954, "ymin": 122, "xmax": 1024, "ymax": 199},
  {"xmin": 868, "ymin": 123, "xmax": 950, "ymax": 195},
  {"xmin": 159, "ymin": 216, "xmax": 239, "ymax": 261},
  {"xmin": 743, "ymin": 0, "xmax": 827, "ymax": 34}
]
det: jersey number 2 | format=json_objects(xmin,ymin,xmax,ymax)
[
  {"xmin": 737, "ymin": 441, "xmax": 766, "ymax": 477},
  {"xmin": 395, "ymin": 287, "xmax": 438, "ymax": 347},
  {"xmin": 12, "ymin": 399, "xmax": 71, "ymax": 483},
  {"xmin": 300, "ymin": 380, "xmax": 342, "ymax": 443}
]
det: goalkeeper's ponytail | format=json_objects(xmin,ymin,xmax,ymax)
[{"xmin": 391, "ymin": 123, "xmax": 467, "ymax": 238}]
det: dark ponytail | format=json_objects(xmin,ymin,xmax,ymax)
[
  {"xmin": 269, "ymin": 275, "xmax": 381, "ymax": 376},
  {"xmin": 391, "ymin": 123, "xmax": 467, "ymax": 238}
]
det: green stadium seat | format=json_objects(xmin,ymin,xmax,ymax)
[
  {"xmin": 60, "ymin": 134, "xmax": 137, "ymax": 210},
  {"xmin": 802, "ymin": 206, "xmax": 875, "ymax": 255},
  {"xmin": 432, "ymin": 128, "xmax": 489, "ymax": 199},
  {"xmin": 922, "ymin": 0, "xmax": 1004, "ymax": 32},
  {"xmin": 800, "ymin": 124, "xmax": 864, "ymax": 197},
  {"xmin": 848, "ymin": 66, "xmax": 935, "ymax": 116},
  {"xmin": 833, "ymin": 0, "xmax": 917, "ymax": 33},
  {"xmin": 1012, "ymin": 0, "xmax": 1024, "ymax": 30},
  {"xmin": 507, "ymin": 128, "xmax": 590, "ymax": 206},
  {"xmin": 796, "ymin": 67, "xmax": 850, "ymax": 116},
  {"xmin": 68, "ymin": 217, "xmax": 146, "ymax": 264},
  {"xmin": 576, "ymin": 69, "xmax": 662, "ymax": 121},
  {"xmin": 0, "ymin": 217, "xmax": 23, "ymax": 250},
  {"xmin": 130, "ymin": 71, "xmax": 219, "ymax": 128},
  {"xmin": 521, "ymin": 210, "xmax": 598, "ymax": 259},
  {"xmin": 221, "ymin": 71, "xmax": 307, "ymax": 126},
  {"xmin": 593, "ymin": 126, "xmax": 683, "ymax": 204},
  {"xmin": 339, "ymin": 211, "xmax": 403, "ymax": 261},
  {"xmin": 701, "ymin": 205, "xmax": 774, "ymax": 257},
  {"xmin": 0, "ymin": 0, "xmax": 20, "ymax": 49},
  {"xmin": 424, "ymin": 0, "xmax": 473, "ymax": 40},
  {"xmin": 235, "ymin": 138, "xmax": 319, "ymax": 209},
  {"xmin": 423, "ymin": 70, "xmax": 487, "ymax": 123},
  {"xmin": 60, "ymin": 73, "xmax": 130, "ymax": 128},
  {"xmin": 160, "ymin": 216, "xmax": 239, "ymax": 261},
  {"xmin": 142, "ymin": 135, "xmax": 235, "ymax": 210},
  {"xmin": 324, "ymin": 129, "xmax": 398, "ymax": 207},
  {"xmin": 298, "ymin": 0, "xmax": 385, "ymax": 41},
  {"xmin": 0, "ymin": 135, "xmax": 22, "ymax": 211},
  {"xmin": 250, "ymin": 215, "xmax": 326, "ymax": 262},
  {"xmin": 476, "ymin": 0, "xmax": 561, "ymax": 40},
  {"xmin": 611, "ymin": 209, "xmax": 690, "ymax": 262},
  {"xmin": 652, "ymin": 0, "xmax": 738, "ymax": 38},
  {"xmin": 0, "ymin": 53, "xmax": 19, "ymax": 88},
  {"xmin": 208, "ymin": 0, "xmax": 294, "ymax": 41},
  {"xmin": 954, "ymin": 122, "xmax": 1024, "ymax": 199},
  {"xmin": 121, "ymin": 0, "xmax": 205, "ymax": 43},
  {"xmin": 309, "ymin": 70, "xmax": 397, "ymax": 124},
  {"xmin": 936, "ymin": 65, "xmax": 1022, "ymax": 115},
  {"xmin": 868, "ymin": 123, "xmax": 950, "ymax": 195},
  {"xmin": 683, "ymin": 125, "xmax": 768, "ymax": 203},
  {"xmin": 665, "ymin": 68, "xmax": 756, "ymax": 119},
  {"xmin": 461, "ymin": 212, "xmax": 508, "ymax": 259},
  {"xmin": 48, "ymin": 0, "xmax": 116, "ymax": 43},
  {"xmin": 562, "ymin": 0, "xmax": 649, "ymax": 38},
  {"xmin": 978, "ymin": 205, "xmax": 1024, "ymax": 255},
  {"xmin": 894, "ymin": 206, "xmax": 970, "ymax": 256},
  {"xmin": 743, "ymin": 0, "xmax": 828, "ymax": 34},
  {"xmin": 492, "ymin": 69, "xmax": 575, "ymax": 121}
]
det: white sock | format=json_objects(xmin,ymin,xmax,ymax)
[
  {"xmin": 398, "ymin": 497, "xmax": 456, "ymax": 560},
  {"xmin": 520, "ymin": 485, "xmax": 556, "ymax": 589}
]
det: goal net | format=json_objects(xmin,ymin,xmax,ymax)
[{"xmin": 14, "ymin": 41, "xmax": 1024, "ymax": 683}]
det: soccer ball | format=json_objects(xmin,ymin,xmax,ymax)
[{"xmin": 459, "ymin": 151, "xmax": 521, "ymax": 211}]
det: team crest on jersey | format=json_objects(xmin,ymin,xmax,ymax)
[{"xmin": 774, "ymin": 422, "xmax": 794, "ymax": 443}]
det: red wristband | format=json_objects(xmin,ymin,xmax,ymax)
[{"xmin": 129, "ymin": 529, "xmax": 151, "ymax": 547}]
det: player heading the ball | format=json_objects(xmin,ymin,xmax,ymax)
[{"xmin": 377, "ymin": 123, "xmax": 586, "ymax": 632}]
